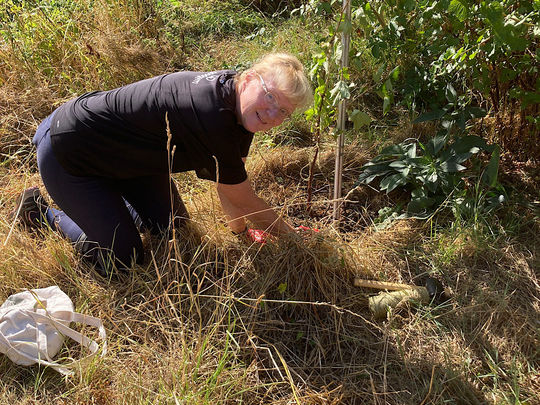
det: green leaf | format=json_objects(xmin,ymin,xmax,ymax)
[
  {"xmin": 357, "ymin": 173, "xmax": 385, "ymax": 185},
  {"xmin": 402, "ymin": 167, "xmax": 411, "ymax": 177},
  {"xmin": 451, "ymin": 135, "xmax": 489, "ymax": 155},
  {"xmin": 448, "ymin": 0, "xmax": 468, "ymax": 22},
  {"xmin": 390, "ymin": 66, "xmax": 400, "ymax": 81},
  {"xmin": 406, "ymin": 157, "xmax": 431, "ymax": 167},
  {"xmin": 519, "ymin": 91, "xmax": 540, "ymax": 108},
  {"xmin": 481, "ymin": 145, "xmax": 500, "ymax": 187},
  {"xmin": 480, "ymin": 2, "xmax": 528, "ymax": 51},
  {"xmin": 330, "ymin": 80, "xmax": 351, "ymax": 105},
  {"xmin": 426, "ymin": 133, "xmax": 448, "ymax": 156},
  {"xmin": 425, "ymin": 176, "xmax": 439, "ymax": 193},
  {"xmin": 466, "ymin": 107, "xmax": 487, "ymax": 119},
  {"xmin": 402, "ymin": 0, "xmax": 416, "ymax": 12},
  {"xmin": 414, "ymin": 109, "xmax": 446, "ymax": 123},
  {"xmin": 389, "ymin": 161, "xmax": 408, "ymax": 169},
  {"xmin": 349, "ymin": 109, "xmax": 372, "ymax": 129},
  {"xmin": 484, "ymin": 188, "xmax": 506, "ymax": 212},
  {"xmin": 361, "ymin": 162, "xmax": 392, "ymax": 174},
  {"xmin": 277, "ymin": 282, "xmax": 287, "ymax": 294},
  {"xmin": 383, "ymin": 96, "xmax": 391, "ymax": 115},
  {"xmin": 440, "ymin": 161, "xmax": 466, "ymax": 173},
  {"xmin": 380, "ymin": 144, "xmax": 407, "ymax": 155},
  {"xmin": 408, "ymin": 196, "xmax": 436, "ymax": 214},
  {"xmin": 406, "ymin": 143, "xmax": 417, "ymax": 158},
  {"xmin": 371, "ymin": 43, "xmax": 381, "ymax": 59},
  {"xmin": 383, "ymin": 78, "xmax": 393, "ymax": 95},
  {"xmin": 427, "ymin": 171, "xmax": 438, "ymax": 184},
  {"xmin": 380, "ymin": 173, "xmax": 407, "ymax": 193},
  {"xmin": 373, "ymin": 64, "xmax": 385, "ymax": 83},
  {"xmin": 338, "ymin": 16, "xmax": 353, "ymax": 34},
  {"xmin": 411, "ymin": 189, "xmax": 427, "ymax": 199},
  {"xmin": 318, "ymin": 1, "xmax": 332, "ymax": 14},
  {"xmin": 445, "ymin": 83, "xmax": 457, "ymax": 103}
]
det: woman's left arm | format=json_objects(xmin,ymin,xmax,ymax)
[{"xmin": 216, "ymin": 178, "xmax": 294, "ymax": 236}]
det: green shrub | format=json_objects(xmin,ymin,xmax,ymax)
[{"xmin": 357, "ymin": 132, "xmax": 505, "ymax": 220}]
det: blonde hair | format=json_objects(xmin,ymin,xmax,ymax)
[{"xmin": 237, "ymin": 53, "xmax": 313, "ymax": 110}]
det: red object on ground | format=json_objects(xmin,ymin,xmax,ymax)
[
  {"xmin": 246, "ymin": 228, "xmax": 270, "ymax": 244},
  {"xmin": 241, "ymin": 226, "xmax": 319, "ymax": 245}
]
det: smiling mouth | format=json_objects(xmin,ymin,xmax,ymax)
[{"xmin": 256, "ymin": 112, "xmax": 267, "ymax": 125}]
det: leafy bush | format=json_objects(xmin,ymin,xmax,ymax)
[
  {"xmin": 360, "ymin": 0, "xmax": 539, "ymax": 148},
  {"xmin": 357, "ymin": 133, "xmax": 505, "ymax": 219},
  {"xmin": 295, "ymin": 0, "xmax": 539, "ymax": 158}
]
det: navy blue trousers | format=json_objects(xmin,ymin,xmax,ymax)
[{"xmin": 33, "ymin": 113, "xmax": 188, "ymax": 271}]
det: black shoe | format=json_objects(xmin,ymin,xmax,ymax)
[{"xmin": 11, "ymin": 187, "xmax": 49, "ymax": 229}]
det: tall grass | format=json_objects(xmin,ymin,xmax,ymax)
[{"xmin": 1, "ymin": 1, "xmax": 539, "ymax": 404}]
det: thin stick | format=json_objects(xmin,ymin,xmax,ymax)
[
  {"xmin": 354, "ymin": 278, "xmax": 416, "ymax": 291},
  {"xmin": 333, "ymin": 0, "xmax": 352, "ymax": 224}
]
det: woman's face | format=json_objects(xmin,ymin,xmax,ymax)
[{"xmin": 236, "ymin": 71, "xmax": 295, "ymax": 133}]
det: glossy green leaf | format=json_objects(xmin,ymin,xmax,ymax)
[
  {"xmin": 426, "ymin": 133, "xmax": 448, "ymax": 156},
  {"xmin": 466, "ymin": 107, "xmax": 487, "ymax": 119},
  {"xmin": 451, "ymin": 135, "xmax": 488, "ymax": 155},
  {"xmin": 390, "ymin": 66, "xmax": 400, "ymax": 81},
  {"xmin": 330, "ymin": 80, "xmax": 351, "ymax": 105},
  {"xmin": 361, "ymin": 162, "xmax": 393, "ymax": 174},
  {"xmin": 389, "ymin": 160, "xmax": 408, "ymax": 169},
  {"xmin": 380, "ymin": 144, "xmax": 407, "ymax": 155},
  {"xmin": 357, "ymin": 172, "xmax": 387, "ymax": 185},
  {"xmin": 440, "ymin": 160, "xmax": 466, "ymax": 173},
  {"xmin": 445, "ymin": 83, "xmax": 457, "ymax": 102},
  {"xmin": 406, "ymin": 143, "xmax": 417, "ymax": 158},
  {"xmin": 380, "ymin": 173, "xmax": 407, "ymax": 193}
]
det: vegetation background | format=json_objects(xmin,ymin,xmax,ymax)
[{"xmin": 1, "ymin": 0, "xmax": 538, "ymax": 403}]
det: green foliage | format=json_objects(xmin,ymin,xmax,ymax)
[
  {"xmin": 297, "ymin": 0, "xmax": 536, "ymax": 223},
  {"xmin": 295, "ymin": 1, "xmax": 371, "ymax": 136},
  {"xmin": 357, "ymin": 133, "xmax": 506, "ymax": 219},
  {"xmin": 296, "ymin": 0, "xmax": 539, "ymax": 151},
  {"xmin": 356, "ymin": 0, "xmax": 538, "ymax": 122}
]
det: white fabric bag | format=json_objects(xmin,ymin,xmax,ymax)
[{"xmin": 0, "ymin": 286, "xmax": 107, "ymax": 375}]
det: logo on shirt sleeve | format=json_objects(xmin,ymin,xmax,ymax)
[{"xmin": 192, "ymin": 72, "xmax": 220, "ymax": 85}]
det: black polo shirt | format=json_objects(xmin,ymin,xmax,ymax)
[{"xmin": 49, "ymin": 70, "xmax": 253, "ymax": 184}]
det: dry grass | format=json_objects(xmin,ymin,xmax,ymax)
[
  {"xmin": 1, "ymin": 1, "xmax": 539, "ymax": 403},
  {"xmin": 1, "ymin": 142, "xmax": 539, "ymax": 404}
]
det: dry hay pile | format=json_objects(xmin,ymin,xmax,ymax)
[{"xmin": 1, "ymin": 142, "xmax": 539, "ymax": 404}]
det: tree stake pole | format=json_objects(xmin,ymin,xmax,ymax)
[{"xmin": 333, "ymin": 0, "xmax": 352, "ymax": 224}]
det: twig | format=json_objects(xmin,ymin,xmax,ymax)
[
  {"xmin": 273, "ymin": 344, "xmax": 301, "ymax": 405},
  {"xmin": 419, "ymin": 365, "xmax": 436, "ymax": 405}
]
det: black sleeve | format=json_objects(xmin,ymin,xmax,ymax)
[
  {"xmin": 194, "ymin": 147, "xmax": 249, "ymax": 184},
  {"xmin": 240, "ymin": 133, "xmax": 254, "ymax": 158}
]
